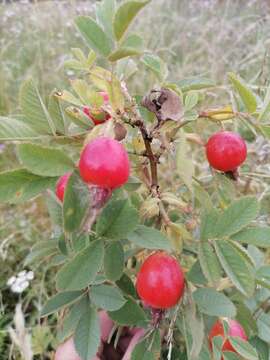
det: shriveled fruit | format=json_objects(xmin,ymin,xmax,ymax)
[
  {"xmin": 79, "ymin": 137, "xmax": 130, "ymax": 189},
  {"xmin": 206, "ymin": 131, "xmax": 247, "ymax": 172},
  {"xmin": 209, "ymin": 318, "xmax": 247, "ymax": 356},
  {"xmin": 83, "ymin": 91, "xmax": 111, "ymax": 125},
  {"xmin": 136, "ymin": 252, "xmax": 185, "ymax": 309},
  {"xmin": 55, "ymin": 172, "xmax": 71, "ymax": 202}
]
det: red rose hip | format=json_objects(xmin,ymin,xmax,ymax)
[
  {"xmin": 55, "ymin": 172, "xmax": 71, "ymax": 202},
  {"xmin": 79, "ymin": 137, "xmax": 130, "ymax": 189},
  {"xmin": 136, "ymin": 252, "xmax": 185, "ymax": 309},
  {"xmin": 209, "ymin": 319, "xmax": 247, "ymax": 356},
  {"xmin": 206, "ymin": 131, "xmax": 247, "ymax": 172}
]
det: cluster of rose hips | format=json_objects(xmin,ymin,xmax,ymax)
[{"xmin": 55, "ymin": 93, "xmax": 248, "ymax": 358}]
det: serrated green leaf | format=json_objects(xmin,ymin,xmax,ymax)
[
  {"xmin": 24, "ymin": 241, "xmax": 58, "ymax": 266},
  {"xmin": 108, "ymin": 298, "xmax": 147, "ymax": 326},
  {"xmin": 41, "ymin": 291, "xmax": 83, "ymax": 317},
  {"xmin": 57, "ymin": 295, "xmax": 89, "ymax": 343},
  {"xmin": 184, "ymin": 92, "xmax": 199, "ymax": 111},
  {"xmin": 96, "ymin": 0, "xmax": 115, "ymax": 40},
  {"xmin": 63, "ymin": 171, "xmax": 91, "ymax": 233},
  {"xmin": 193, "ymin": 182, "xmax": 213, "ymax": 211},
  {"xmin": 48, "ymin": 91, "xmax": 66, "ymax": 134},
  {"xmin": 127, "ymin": 225, "xmax": 171, "ymax": 251},
  {"xmin": 74, "ymin": 306, "xmax": 100, "ymax": 360},
  {"xmin": 257, "ymin": 313, "xmax": 270, "ymax": 343},
  {"xmin": 20, "ymin": 78, "xmax": 54, "ymax": 134},
  {"xmin": 0, "ymin": 168, "xmax": 56, "ymax": 204},
  {"xmin": 228, "ymin": 72, "xmax": 257, "ymax": 113},
  {"xmin": 198, "ymin": 241, "xmax": 222, "ymax": 285},
  {"xmin": 193, "ymin": 288, "xmax": 236, "ymax": 317},
  {"xmin": 0, "ymin": 116, "xmax": 39, "ymax": 140},
  {"xmin": 108, "ymin": 47, "xmax": 141, "ymax": 62},
  {"xmin": 200, "ymin": 209, "xmax": 220, "ymax": 240},
  {"xmin": 215, "ymin": 197, "xmax": 259, "ymax": 238},
  {"xmin": 104, "ymin": 241, "xmax": 124, "ymax": 281},
  {"xmin": 116, "ymin": 273, "xmax": 137, "ymax": 298},
  {"xmin": 131, "ymin": 336, "xmax": 155, "ymax": 360},
  {"xmin": 258, "ymin": 85, "xmax": 270, "ymax": 122},
  {"xmin": 177, "ymin": 77, "xmax": 215, "ymax": 92},
  {"xmin": 231, "ymin": 227, "xmax": 270, "ymax": 247},
  {"xmin": 228, "ymin": 337, "xmax": 258, "ymax": 360},
  {"xmin": 56, "ymin": 240, "xmax": 104, "ymax": 291},
  {"xmin": 91, "ymin": 284, "xmax": 126, "ymax": 311},
  {"xmin": 113, "ymin": 0, "xmax": 150, "ymax": 40},
  {"xmin": 214, "ymin": 239, "xmax": 255, "ymax": 296},
  {"xmin": 97, "ymin": 199, "xmax": 138, "ymax": 239},
  {"xmin": 17, "ymin": 143, "xmax": 74, "ymax": 177},
  {"xmin": 141, "ymin": 53, "xmax": 168, "ymax": 81},
  {"xmin": 75, "ymin": 16, "xmax": 112, "ymax": 56}
]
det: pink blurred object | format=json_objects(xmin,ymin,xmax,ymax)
[
  {"xmin": 55, "ymin": 337, "xmax": 81, "ymax": 360},
  {"xmin": 122, "ymin": 328, "xmax": 146, "ymax": 360}
]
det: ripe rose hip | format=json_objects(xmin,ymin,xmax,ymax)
[
  {"xmin": 83, "ymin": 91, "xmax": 111, "ymax": 125},
  {"xmin": 79, "ymin": 137, "xmax": 130, "ymax": 189},
  {"xmin": 55, "ymin": 172, "xmax": 71, "ymax": 202},
  {"xmin": 206, "ymin": 131, "xmax": 247, "ymax": 172},
  {"xmin": 136, "ymin": 252, "xmax": 185, "ymax": 309},
  {"xmin": 209, "ymin": 319, "xmax": 247, "ymax": 356}
]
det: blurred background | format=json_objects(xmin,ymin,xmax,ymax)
[{"xmin": 1, "ymin": 0, "xmax": 270, "ymax": 358}]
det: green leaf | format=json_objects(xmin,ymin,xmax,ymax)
[
  {"xmin": 193, "ymin": 288, "xmax": 236, "ymax": 317},
  {"xmin": 231, "ymin": 227, "xmax": 270, "ymax": 247},
  {"xmin": 198, "ymin": 241, "xmax": 222, "ymax": 285},
  {"xmin": 0, "ymin": 116, "xmax": 39, "ymax": 140},
  {"xmin": 74, "ymin": 306, "xmax": 100, "ymax": 360},
  {"xmin": 193, "ymin": 182, "xmax": 213, "ymax": 211},
  {"xmin": 41, "ymin": 291, "xmax": 83, "ymax": 317},
  {"xmin": 228, "ymin": 337, "xmax": 258, "ymax": 360},
  {"xmin": 17, "ymin": 143, "xmax": 74, "ymax": 177},
  {"xmin": 108, "ymin": 298, "xmax": 147, "ymax": 326},
  {"xmin": 97, "ymin": 199, "xmax": 138, "ymax": 239},
  {"xmin": 113, "ymin": 0, "xmax": 150, "ymax": 41},
  {"xmin": 96, "ymin": 0, "xmax": 115, "ymax": 40},
  {"xmin": 131, "ymin": 337, "xmax": 155, "ymax": 360},
  {"xmin": 214, "ymin": 239, "xmax": 255, "ymax": 296},
  {"xmin": 141, "ymin": 53, "xmax": 168, "ymax": 81},
  {"xmin": 184, "ymin": 91, "xmax": 199, "ymax": 111},
  {"xmin": 91, "ymin": 284, "xmax": 126, "ymax": 311},
  {"xmin": 108, "ymin": 47, "xmax": 141, "ymax": 62},
  {"xmin": 200, "ymin": 209, "xmax": 220, "ymax": 241},
  {"xmin": 228, "ymin": 72, "xmax": 257, "ymax": 113},
  {"xmin": 56, "ymin": 240, "xmax": 104, "ymax": 291},
  {"xmin": 176, "ymin": 130, "xmax": 194, "ymax": 193},
  {"xmin": 258, "ymin": 85, "xmax": 270, "ymax": 122},
  {"xmin": 24, "ymin": 241, "xmax": 58, "ymax": 266},
  {"xmin": 116, "ymin": 273, "xmax": 137, "ymax": 298},
  {"xmin": 177, "ymin": 77, "xmax": 215, "ymax": 92},
  {"xmin": 75, "ymin": 16, "xmax": 112, "ymax": 56},
  {"xmin": 215, "ymin": 197, "xmax": 259, "ymax": 238},
  {"xmin": 57, "ymin": 295, "xmax": 89, "ymax": 343},
  {"xmin": 257, "ymin": 313, "xmax": 270, "ymax": 343},
  {"xmin": 0, "ymin": 168, "xmax": 56, "ymax": 204},
  {"xmin": 46, "ymin": 192, "xmax": 63, "ymax": 228},
  {"xmin": 20, "ymin": 78, "xmax": 54, "ymax": 134},
  {"xmin": 104, "ymin": 241, "xmax": 124, "ymax": 281},
  {"xmin": 127, "ymin": 225, "xmax": 171, "ymax": 251},
  {"xmin": 48, "ymin": 91, "xmax": 66, "ymax": 134},
  {"xmin": 63, "ymin": 171, "xmax": 91, "ymax": 233},
  {"xmin": 121, "ymin": 33, "xmax": 143, "ymax": 50}
]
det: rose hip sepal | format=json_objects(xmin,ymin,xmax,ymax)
[
  {"xmin": 55, "ymin": 172, "xmax": 72, "ymax": 202},
  {"xmin": 206, "ymin": 131, "xmax": 247, "ymax": 172},
  {"xmin": 79, "ymin": 137, "xmax": 130, "ymax": 189},
  {"xmin": 83, "ymin": 91, "xmax": 111, "ymax": 126},
  {"xmin": 209, "ymin": 318, "xmax": 247, "ymax": 357},
  {"xmin": 136, "ymin": 252, "xmax": 185, "ymax": 309}
]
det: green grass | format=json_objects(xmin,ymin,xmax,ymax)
[{"xmin": 1, "ymin": 0, "xmax": 270, "ymax": 358}]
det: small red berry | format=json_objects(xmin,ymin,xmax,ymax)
[
  {"xmin": 83, "ymin": 91, "xmax": 111, "ymax": 126},
  {"xmin": 136, "ymin": 252, "xmax": 185, "ymax": 309},
  {"xmin": 79, "ymin": 137, "xmax": 130, "ymax": 189},
  {"xmin": 206, "ymin": 131, "xmax": 247, "ymax": 172},
  {"xmin": 55, "ymin": 172, "xmax": 71, "ymax": 202},
  {"xmin": 209, "ymin": 319, "xmax": 247, "ymax": 356}
]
